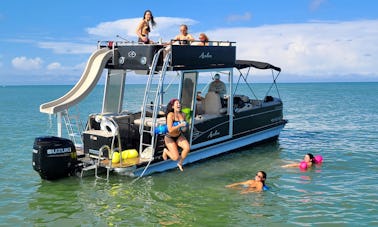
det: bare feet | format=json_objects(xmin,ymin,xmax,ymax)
[
  {"xmin": 177, "ymin": 163, "xmax": 184, "ymax": 171},
  {"xmin": 162, "ymin": 148, "xmax": 168, "ymax": 160},
  {"xmin": 177, "ymin": 160, "xmax": 184, "ymax": 171}
]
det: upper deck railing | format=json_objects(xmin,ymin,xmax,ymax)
[{"xmin": 98, "ymin": 41, "xmax": 236, "ymax": 71}]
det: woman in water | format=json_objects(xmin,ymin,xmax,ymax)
[
  {"xmin": 226, "ymin": 171, "xmax": 267, "ymax": 193},
  {"xmin": 136, "ymin": 9, "xmax": 156, "ymax": 44},
  {"xmin": 282, "ymin": 153, "xmax": 315, "ymax": 168},
  {"xmin": 162, "ymin": 99, "xmax": 190, "ymax": 171}
]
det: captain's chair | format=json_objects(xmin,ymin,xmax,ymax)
[{"xmin": 204, "ymin": 91, "xmax": 222, "ymax": 114}]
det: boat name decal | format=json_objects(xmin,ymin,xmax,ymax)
[
  {"xmin": 47, "ymin": 147, "xmax": 72, "ymax": 155},
  {"xmin": 128, "ymin": 51, "xmax": 137, "ymax": 58},
  {"xmin": 199, "ymin": 52, "xmax": 212, "ymax": 59},
  {"xmin": 208, "ymin": 130, "xmax": 220, "ymax": 138}
]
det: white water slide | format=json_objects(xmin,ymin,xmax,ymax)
[{"xmin": 40, "ymin": 48, "xmax": 113, "ymax": 114}]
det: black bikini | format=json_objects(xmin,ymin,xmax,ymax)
[
  {"xmin": 165, "ymin": 120, "xmax": 181, "ymax": 142},
  {"xmin": 138, "ymin": 22, "xmax": 150, "ymax": 44},
  {"xmin": 165, "ymin": 133, "xmax": 181, "ymax": 142}
]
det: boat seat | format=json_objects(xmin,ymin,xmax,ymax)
[
  {"xmin": 234, "ymin": 103, "xmax": 253, "ymax": 113},
  {"xmin": 203, "ymin": 92, "xmax": 222, "ymax": 115},
  {"xmin": 133, "ymin": 117, "xmax": 166, "ymax": 127}
]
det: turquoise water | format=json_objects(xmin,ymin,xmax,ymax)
[{"xmin": 0, "ymin": 83, "xmax": 377, "ymax": 226}]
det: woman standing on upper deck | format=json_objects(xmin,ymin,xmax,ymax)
[{"xmin": 136, "ymin": 10, "xmax": 156, "ymax": 44}]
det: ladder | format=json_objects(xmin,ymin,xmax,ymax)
[
  {"xmin": 138, "ymin": 49, "xmax": 171, "ymax": 158},
  {"xmin": 62, "ymin": 108, "xmax": 84, "ymax": 148}
]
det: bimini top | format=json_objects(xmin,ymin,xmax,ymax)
[{"xmin": 234, "ymin": 60, "xmax": 281, "ymax": 72}]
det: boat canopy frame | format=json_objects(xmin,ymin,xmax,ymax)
[{"xmin": 233, "ymin": 60, "xmax": 282, "ymax": 101}]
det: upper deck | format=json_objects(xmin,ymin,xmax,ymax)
[{"xmin": 99, "ymin": 41, "xmax": 236, "ymax": 71}]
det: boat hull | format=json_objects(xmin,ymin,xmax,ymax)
[{"xmin": 131, "ymin": 120, "xmax": 286, "ymax": 176}]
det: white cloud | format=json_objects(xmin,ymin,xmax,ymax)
[
  {"xmin": 226, "ymin": 12, "xmax": 252, "ymax": 23},
  {"xmin": 47, "ymin": 62, "xmax": 62, "ymax": 70},
  {"xmin": 38, "ymin": 42, "xmax": 96, "ymax": 54},
  {"xmin": 206, "ymin": 20, "xmax": 378, "ymax": 78},
  {"xmin": 33, "ymin": 17, "xmax": 197, "ymax": 56},
  {"xmin": 86, "ymin": 17, "xmax": 197, "ymax": 41},
  {"xmin": 19, "ymin": 18, "xmax": 377, "ymax": 82},
  {"xmin": 12, "ymin": 56, "xmax": 43, "ymax": 70}
]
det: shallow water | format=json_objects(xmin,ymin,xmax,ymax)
[{"xmin": 0, "ymin": 83, "xmax": 377, "ymax": 226}]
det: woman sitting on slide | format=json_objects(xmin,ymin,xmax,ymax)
[{"xmin": 162, "ymin": 99, "xmax": 190, "ymax": 171}]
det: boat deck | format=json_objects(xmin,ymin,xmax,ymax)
[{"xmin": 100, "ymin": 157, "xmax": 141, "ymax": 168}]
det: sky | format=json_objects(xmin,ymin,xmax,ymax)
[{"xmin": 1, "ymin": 0, "xmax": 378, "ymax": 85}]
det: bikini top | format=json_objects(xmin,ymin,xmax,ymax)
[{"xmin": 141, "ymin": 21, "xmax": 150, "ymax": 35}]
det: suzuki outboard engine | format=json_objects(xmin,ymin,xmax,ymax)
[{"xmin": 32, "ymin": 136, "xmax": 77, "ymax": 180}]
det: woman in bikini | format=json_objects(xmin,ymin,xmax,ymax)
[
  {"xmin": 281, "ymin": 153, "xmax": 316, "ymax": 168},
  {"xmin": 136, "ymin": 9, "xmax": 156, "ymax": 44},
  {"xmin": 226, "ymin": 171, "xmax": 268, "ymax": 193},
  {"xmin": 162, "ymin": 99, "xmax": 190, "ymax": 171}
]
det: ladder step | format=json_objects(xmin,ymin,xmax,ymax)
[{"xmin": 82, "ymin": 164, "xmax": 97, "ymax": 171}]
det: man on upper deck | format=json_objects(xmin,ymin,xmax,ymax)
[{"xmin": 173, "ymin": 24, "xmax": 195, "ymax": 44}]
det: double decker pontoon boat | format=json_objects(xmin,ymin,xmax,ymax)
[{"xmin": 32, "ymin": 40, "xmax": 287, "ymax": 180}]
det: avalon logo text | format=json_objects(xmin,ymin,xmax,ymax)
[{"xmin": 199, "ymin": 52, "xmax": 212, "ymax": 59}]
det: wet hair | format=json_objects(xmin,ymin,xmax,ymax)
[
  {"xmin": 258, "ymin": 170, "xmax": 267, "ymax": 185},
  {"xmin": 165, "ymin": 98, "xmax": 179, "ymax": 116},
  {"xmin": 143, "ymin": 10, "xmax": 156, "ymax": 28},
  {"xmin": 307, "ymin": 153, "xmax": 315, "ymax": 164}
]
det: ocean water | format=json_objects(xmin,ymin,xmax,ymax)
[{"xmin": 0, "ymin": 82, "xmax": 377, "ymax": 226}]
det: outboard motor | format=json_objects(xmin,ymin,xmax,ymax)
[{"xmin": 32, "ymin": 136, "xmax": 77, "ymax": 180}]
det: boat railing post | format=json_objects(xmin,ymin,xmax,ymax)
[{"xmin": 57, "ymin": 112, "xmax": 62, "ymax": 137}]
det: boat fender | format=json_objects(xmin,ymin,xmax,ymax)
[
  {"xmin": 96, "ymin": 115, "xmax": 117, "ymax": 135},
  {"xmin": 111, "ymin": 152, "xmax": 120, "ymax": 163},
  {"xmin": 121, "ymin": 149, "xmax": 139, "ymax": 159}
]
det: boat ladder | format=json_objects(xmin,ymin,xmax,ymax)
[
  {"xmin": 138, "ymin": 49, "xmax": 171, "ymax": 160},
  {"xmin": 62, "ymin": 108, "xmax": 84, "ymax": 149},
  {"xmin": 79, "ymin": 145, "xmax": 112, "ymax": 179}
]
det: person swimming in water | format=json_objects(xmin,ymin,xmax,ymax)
[
  {"xmin": 226, "ymin": 171, "xmax": 268, "ymax": 193},
  {"xmin": 281, "ymin": 153, "xmax": 315, "ymax": 168}
]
